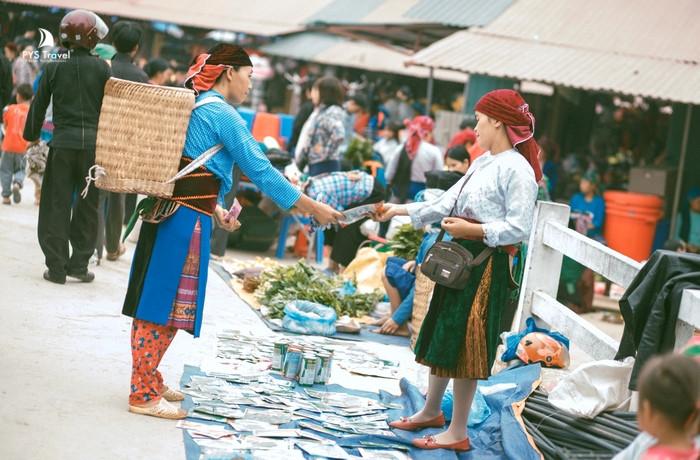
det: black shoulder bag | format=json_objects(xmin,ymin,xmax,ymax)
[{"xmin": 420, "ymin": 172, "xmax": 494, "ymax": 290}]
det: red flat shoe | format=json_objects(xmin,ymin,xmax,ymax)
[
  {"xmin": 412, "ymin": 435, "xmax": 471, "ymax": 451},
  {"xmin": 389, "ymin": 413, "xmax": 446, "ymax": 431}
]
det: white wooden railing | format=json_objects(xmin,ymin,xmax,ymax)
[{"xmin": 512, "ymin": 201, "xmax": 700, "ymax": 361}]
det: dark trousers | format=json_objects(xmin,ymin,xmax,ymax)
[
  {"xmin": 124, "ymin": 193, "xmax": 137, "ymax": 225},
  {"xmin": 38, "ymin": 147, "xmax": 99, "ymax": 276},
  {"xmin": 105, "ymin": 191, "xmax": 125, "ymax": 253}
]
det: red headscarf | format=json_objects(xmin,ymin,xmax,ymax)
[
  {"xmin": 475, "ymin": 89, "xmax": 542, "ymax": 181},
  {"xmin": 448, "ymin": 128, "xmax": 477, "ymax": 148},
  {"xmin": 184, "ymin": 43, "xmax": 253, "ymax": 95},
  {"xmin": 404, "ymin": 115, "xmax": 434, "ymax": 160}
]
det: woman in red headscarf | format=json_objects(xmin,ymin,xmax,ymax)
[
  {"xmin": 385, "ymin": 115, "xmax": 444, "ymax": 203},
  {"xmin": 376, "ymin": 90, "xmax": 540, "ymax": 451}
]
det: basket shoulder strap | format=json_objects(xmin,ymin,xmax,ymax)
[{"xmin": 194, "ymin": 96, "xmax": 228, "ymax": 109}]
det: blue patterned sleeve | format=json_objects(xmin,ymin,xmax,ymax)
[{"xmin": 214, "ymin": 109, "xmax": 301, "ymax": 210}]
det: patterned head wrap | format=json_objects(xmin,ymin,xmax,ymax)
[
  {"xmin": 404, "ymin": 115, "xmax": 434, "ymax": 160},
  {"xmin": 184, "ymin": 43, "xmax": 253, "ymax": 95},
  {"xmin": 475, "ymin": 89, "xmax": 542, "ymax": 181}
]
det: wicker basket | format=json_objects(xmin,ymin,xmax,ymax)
[
  {"xmin": 94, "ymin": 78, "xmax": 195, "ymax": 198},
  {"xmin": 410, "ymin": 270, "xmax": 436, "ymax": 350}
]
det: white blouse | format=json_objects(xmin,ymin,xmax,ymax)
[
  {"xmin": 404, "ymin": 149, "xmax": 538, "ymax": 247},
  {"xmin": 384, "ymin": 141, "xmax": 444, "ymax": 184}
]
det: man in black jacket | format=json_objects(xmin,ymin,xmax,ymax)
[
  {"xmin": 102, "ymin": 21, "xmax": 148, "ymax": 261},
  {"xmin": 0, "ymin": 39, "xmax": 12, "ymax": 112},
  {"xmin": 23, "ymin": 10, "xmax": 110, "ymax": 284}
]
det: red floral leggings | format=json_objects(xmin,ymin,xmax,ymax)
[{"xmin": 129, "ymin": 319, "xmax": 178, "ymax": 405}]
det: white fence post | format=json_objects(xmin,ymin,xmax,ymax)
[
  {"xmin": 676, "ymin": 290, "xmax": 700, "ymax": 350},
  {"xmin": 511, "ymin": 201, "xmax": 570, "ymax": 332}
]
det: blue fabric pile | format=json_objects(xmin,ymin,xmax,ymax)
[{"xmin": 181, "ymin": 363, "xmax": 542, "ymax": 459}]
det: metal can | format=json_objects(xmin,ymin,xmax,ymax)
[
  {"xmin": 299, "ymin": 353, "xmax": 317, "ymax": 386},
  {"xmin": 271, "ymin": 340, "xmax": 288, "ymax": 371},
  {"xmin": 322, "ymin": 351, "xmax": 334, "ymax": 383},
  {"xmin": 313, "ymin": 352, "xmax": 329, "ymax": 384},
  {"xmin": 282, "ymin": 345, "xmax": 302, "ymax": 380}
]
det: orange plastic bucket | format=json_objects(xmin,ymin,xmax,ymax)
[{"xmin": 603, "ymin": 191, "xmax": 664, "ymax": 261}]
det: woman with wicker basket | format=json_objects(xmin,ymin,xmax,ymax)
[
  {"xmin": 122, "ymin": 44, "xmax": 342, "ymax": 420},
  {"xmin": 375, "ymin": 89, "xmax": 540, "ymax": 451}
]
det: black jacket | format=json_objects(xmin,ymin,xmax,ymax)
[
  {"xmin": 288, "ymin": 101, "xmax": 314, "ymax": 152},
  {"xmin": 110, "ymin": 52, "xmax": 148, "ymax": 84},
  {"xmin": 24, "ymin": 48, "xmax": 111, "ymax": 150},
  {"xmin": 615, "ymin": 250, "xmax": 700, "ymax": 389},
  {"xmin": 0, "ymin": 54, "xmax": 12, "ymax": 110}
]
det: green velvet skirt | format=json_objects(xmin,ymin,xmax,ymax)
[{"xmin": 414, "ymin": 239, "xmax": 513, "ymax": 379}]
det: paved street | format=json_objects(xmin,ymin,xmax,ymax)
[
  {"xmin": 0, "ymin": 181, "xmax": 423, "ymax": 459},
  {"xmin": 0, "ymin": 181, "xmax": 270, "ymax": 459}
]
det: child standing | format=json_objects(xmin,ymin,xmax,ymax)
[
  {"xmin": 637, "ymin": 354, "xmax": 700, "ymax": 460},
  {"xmin": 1, "ymin": 83, "xmax": 32, "ymax": 204}
]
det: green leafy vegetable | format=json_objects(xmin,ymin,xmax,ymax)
[
  {"xmin": 389, "ymin": 224, "xmax": 424, "ymax": 260},
  {"xmin": 257, "ymin": 261, "xmax": 382, "ymax": 319}
]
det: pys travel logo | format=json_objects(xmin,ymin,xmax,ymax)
[
  {"xmin": 38, "ymin": 28, "xmax": 55, "ymax": 49},
  {"xmin": 23, "ymin": 28, "xmax": 71, "ymax": 62}
]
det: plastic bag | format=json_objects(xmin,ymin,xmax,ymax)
[
  {"xmin": 282, "ymin": 300, "xmax": 337, "ymax": 336},
  {"xmin": 441, "ymin": 387, "xmax": 492, "ymax": 426},
  {"xmin": 341, "ymin": 247, "xmax": 391, "ymax": 293},
  {"xmin": 548, "ymin": 357, "xmax": 635, "ymax": 418},
  {"xmin": 501, "ymin": 317, "xmax": 570, "ymax": 362}
]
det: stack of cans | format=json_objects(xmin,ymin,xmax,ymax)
[{"xmin": 275, "ymin": 340, "xmax": 334, "ymax": 386}]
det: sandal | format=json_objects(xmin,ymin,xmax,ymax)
[
  {"xmin": 412, "ymin": 435, "xmax": 471, "ymax": 451},
  {"xmin": 129, "ymin": 398, "xmax": 186, "ymax": 420},
  {"xmin": 162, "ymin": 385, "xmax": 185, "ymax": 402},
  {"xmin": 389, "ymin": 413, "xmax": 446, "ymax": 431}
]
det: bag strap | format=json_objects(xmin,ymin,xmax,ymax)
[
  {"xmin": 470, "ymin": 247, "xmax": 494, "ymax": 267},
  {"xmin": 436, "ymin": 168, "xmax": 477, "ymax": 242}
]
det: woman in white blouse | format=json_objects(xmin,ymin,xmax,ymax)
[
  {"xmin": 377, "ymin": 90, "xmax": 541, "ymax": 452},
  {"xmin": 385, "ymin": 116, "xmax": 444, "ymax": 203}
]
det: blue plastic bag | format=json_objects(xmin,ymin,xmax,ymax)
[
  {"xmin": 441, "ymin": 387, "xmax": 492, "ymax": 426},
  {"xmin": 282, "ymin": 300, "xmax": 337, "ymax": 336},
  {"xmin": 501, "ymin": 317, "xmax": 570, "ymax": 362}
]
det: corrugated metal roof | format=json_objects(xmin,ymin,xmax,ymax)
[
  {"xmin": 404, "ymin": 0, "xmax": 514, "ymax": 27},
  {"xmin": 407, "ymin": 31, "xmax": 700, "ymax": 104},
  {"xmin": 260, "ymin": 32, "xmax": 343, "ymax": 60},
  {"xmin": 262, "ymin": 32, "xmax": 466, "ymax": 82},
  {"xmin": 306, "ymin": 0, "xmax": 386, "ymax": 25},
  {"xmin": 484, "ymin": 0, "xmax": 700, "ymax": 64},
  {"xmin": 10, "ymin": 0, "xmax": 332, "ymax": 36},
  {"xmin": 307, "ymin": 0, "xmax": 514, "ymax": 27}
]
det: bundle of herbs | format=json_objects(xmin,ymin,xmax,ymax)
[
  {"xmin": 388, "ymin": 224, "xmax": 425, "ymax": 260},
  {"xmin": 257, "ymin": 261, "xmax": 382, "ymax": 319},
  {"xmin": 343, "ymin": 138, "xmax": 374, "ymax": 169}
]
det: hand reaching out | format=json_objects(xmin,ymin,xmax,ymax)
[{"xmin": 214, "ymin": 205, "xmax": 242, "ymax": 232}]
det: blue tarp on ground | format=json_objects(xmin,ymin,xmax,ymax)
[{"xmin": 181, "ymin": 363, "xmax": 541, "ymax": 459}]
